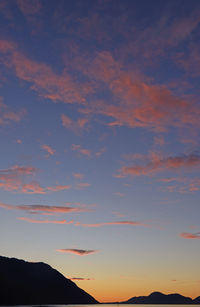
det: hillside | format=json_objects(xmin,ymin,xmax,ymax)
[{"xmin": 0, "ymin": 255, "xmax": 98, "ymax": 305}]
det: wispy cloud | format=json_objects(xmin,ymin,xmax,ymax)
[
  {"xmin": 18, "ymin": 217, "xmax": 73, "ymax": 224},
  {"xmin": 75, "ymin": 182, "xmax": 91, "ymax": 189},
  {"xmin": 179, "ymin": 232, "xmax": 200, "ymax": 239},
  {"xmin": 0, "ymin": 202, "xmax": 91, "ymax": 215},
  {"xmin": 61, "ymin": 114, "xmax": 88, "ymax": 133},
  {"xmin": 69, "ymin": 277, "xmax": 94, "ymax": 281},
  {"xmin": 0, "ymin": 165, "xmax": 72, "ymax": 194},
  {"xmin": 0, "ymin": 97, "xmax": 26, "ymax": 126},
  {"xmin": 17, "ymin": 0, "xmax": 41, "ymax": 16},
  {"xmin": 116, "ymin": 152, "xmax": 200, "ymax": 178},
  {"xmin": 0, "ymin": 165, "xmax": 38, "ymax": 192},
  {"xmin": 71, "ymin": 144, "xmax": 91, "ymax": 157},
  {"xmin": 56, "ymin": 249, "xmax": 98, "ymax": 256},
  {"xmin": 72, "ymin": 172, "xmax": 84, "ymax": 180},
  {"xmin": 75, "ymin": 221, "xmax": 150, "ymax": 228},
  {"xmin": 41, "ymin": 144, "xmax": 55, "ymax": 157}
]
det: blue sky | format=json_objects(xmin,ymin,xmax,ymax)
[{"xmin": 0, "ymin": 0, "xmax": 200, "ymax": 302}]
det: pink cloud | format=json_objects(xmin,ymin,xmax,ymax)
[
  {"xmin": 56, "ymin": 249, "xmax": 98, "ymax": 256},
  {"xmin": 0, "ymin": 202, "xmax": 91, "ymax": 215},
  {"xmin": 21, "ymin": 182, "xmax": 46, "ymax": 194},
  {"xmin": 41, "ymin": 144, "xmax": 55, "ymax": 157},
  {"xmin": 18, "ymin": 217, "xmax": 73, "ymax": 224},
  {"xmin": 0, "ymin": 165, "xmax": 38, "ymax": 192},
  {"xmin": 117, "ymin": 153, "xmax": 200, "ymax": 178},
  {"xmin": 95, "ymin": 147, "xmax": 106, "ymax": 157},
  {"xmin": 0, "ymin": 98, "xmax": 25, "ymax": 126},
  {"xmin": 179, "ymin": 232, "xmax": 200, "ymax": 239},
  {"xmin": 17, "ymin": 0, "xmax": 41, "ymax": 16},
  {"xmin": 71, "ymin": 144, "xmax": 91, "ymax": 157},
  {"xmin": 46, "ymin": 185, "xmax": 71, "ymax": 192},
  {"xmin": 1, "ymin": 36, "xmax": 200, "ymax": 138},
  {"xmin": 154, "ymin": 136, "xmax": 165, "ymax": 146},
  {"xmin": 0, "ymin": 164, "xmax": 72, "ymax": 194},
  {"xmin": 0, "ymin": 39, "xmax": 91, "ymax": 105},
  {"xmin": 61, "ymin": 114, "xmax": 88, "ymax": 133},
  {"xmin": 113, "ymin": 192, "xmax": 124, "ymax": 197},
  {"xmin": 75, "ymin": 221, "xmax": 149, "ymax": 228},
  {"xmin": 72, "ymin": 172, "xmax": 84, "ymax": 180},
  {"xmin": 75, "ymin": 182, "xmax": 91, "ymax": 189}
]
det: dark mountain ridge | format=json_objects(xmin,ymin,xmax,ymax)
[
  {"xmin": 121, "ymin": 291, "xmax": 199, "ymax": 304},
  {"xmin": 0, "ymin": 255, "xmax": 98, "ymax": 305}
]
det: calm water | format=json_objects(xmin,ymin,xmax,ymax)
[{"xmin": 2, "ymin": 305, "xmax": 199, "ymax": 307}]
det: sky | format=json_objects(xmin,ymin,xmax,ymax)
[{"xmin": 0, "ymin": 0, "xmax": 200, "ymax": 303}]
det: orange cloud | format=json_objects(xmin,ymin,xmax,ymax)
[
  {"xmin": 179, "ymin": 232, "xmax": 200, "ymax": 239},
  {"xmin": 18, "ymin": 217, "xmax": 73, "ymax": 224},
  {"xmin": 71, "ymin": 144, "xmax": 91, "ymax": 157},
  {"xmin": 56, "ymin": 249, "xmax": 98, "ymax": 256},
  {"xmin": 41, "ymin": 144, "xmax": 55, "ymax": 157},
  {"xmin": 0, "ymin": 202, "xmax": 91, "ymax": 215},
  {"xmin": 69, "ymin": 277, "xmax": 94, "ymax": 281},
  {"xmin": 117, "ymin": 153, "xmax": 200, "ymax": 178}
]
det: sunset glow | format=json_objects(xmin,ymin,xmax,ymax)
[{"xmin": 0, "ymin": 0, "xmax": 200, "ymax": 303}]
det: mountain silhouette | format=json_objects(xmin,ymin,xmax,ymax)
[
  {"xmin": 121, "ymin": 291, "xmax": 195, "ymax": 304},
  {"xmin": 0, "ymin": 255, "xmax": 98, "ymax": 305}
]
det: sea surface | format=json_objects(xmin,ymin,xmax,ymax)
[{"xmin": 2, "ymin": 304, "xmax": 200, "ymax": 307}]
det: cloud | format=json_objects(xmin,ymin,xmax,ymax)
[
  {"xmin": 21, "ymin": 182, "xmax": 46, "ymax": 194},
  {"xmin": 0, "ymin": 165, "xmax": 38, "ymax": 192},
  {"xmin": 113, "ymin": 192, "xmax": 124, "ymax": 197},
  {"xmin": 75, "ymin": 221, "xmax": 149, "ymax": 228},
  {"xmin": 56, "ymin": 249, "xmax": 98, "ymax": 256},
  {"xmin": 0, "ymin": 202, "xmax": 91, "ymax": 215},
  {"xmin": 0, "ymin": 164, "xmax": 72, "ymax": 194},
  {"xmin": 61, "ymin": 114, "xmax": 88, "ymax": 132},
  {"xmin": 1, "ymin": 38, "xmax": 200, "ymax": 137},
  {"xmin": 0, "ymin": 97, "xmax": 26, "ymax": 126},
  {"xmin": 46, "ymin": 185, "xmax": 71, "ymax": 192},
  {"xmin": 0, "ymin": 39, "xmax": 91, "ymax": 104},
  {"xmin": 116, "ymin": 152, "xmax": 200, "ymax": 178},
  {"xmin": 69, "ymin": 277, "xmax": 94, "ymax": 281},
  {"xmin": 95, "ymin": 147, "xmax": 106, "ymax": 157},
  {"xmin": 18, "ymin": 217, "xmax": 73, "ymax": 224},
  {"xmin": 179, "ymin": 232, "xmax": 200, "ymax": 239},
  {"xmin": 17, "ymin": 0, "xmax": 41, "ymax": 16},
  {"xmin": 75, "ymin": 182, "xmax": 91, "ymax": 189},
  {"xmin": 72, "ymin": 172, "xmax": 84, "ymax": 180},
  {"xmin": 41, "ymin": 144, "xmax": 55, "ymax": 157},
  {"xmin": 71, "ymin": 144, "xmax": 91, "ymax": 157}
]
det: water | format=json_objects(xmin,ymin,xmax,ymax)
[{"xmin": 12, "ymin": 306, "xmax": 188, "ymax": 307}]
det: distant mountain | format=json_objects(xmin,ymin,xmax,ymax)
[
  {"xmin": 0, "ymin": 255, "xmax": 98, "ymax": 305},
  {"xmin": 193, "ymin": 296, "xmax": 200, "ymax": 304},
  {"xmin": 121, "ymin": 291, "xmax": 194, "ymax": 304}
]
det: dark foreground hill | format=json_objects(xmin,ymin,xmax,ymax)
[
  {"xmin": 121, "ymin": 291, "xmax": 196, "ymax": 304},
  {"xmin": 0, "ymin": 255, "xmax": 98, "ymax": 305}
]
